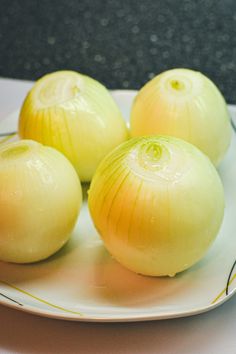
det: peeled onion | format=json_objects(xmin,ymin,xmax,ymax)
[
  {"xmin": 18, "ymin": 70, "xmax": 128, "ymax": 182},
  {"xmin": 88, "ymin": 136, "xmax": 224, "ymax": 276},
  {"xmin": 0, "ymin": 140, "xmax": 82, "ymax": 263},
  {"xmin": 130, "ymin": 68, "xmax": 231, "ymax": 165}
]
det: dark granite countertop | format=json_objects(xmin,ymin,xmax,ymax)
[{"xmin": 0, "ymin": 0, "xmax": 235, "ymax": 102}]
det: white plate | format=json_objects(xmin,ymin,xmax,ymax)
[{"xmin": 0, "ymin": 90, "xmax": 236, "ymax": 323}]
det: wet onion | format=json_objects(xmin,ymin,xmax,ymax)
[
  {"xmin": 88, "ymin": 136, "xmax": 224, "ymax": 276},
  {"xmin": 19, "ymin": 70, "xmax": 128, "ymax": 182},
  {"xmin": 130, "ymin": 68, "xmax": 231, "ymax": 166},
  {"xmin": 0, "ymin": 140, "xmax": 82, "ymax": 263}
]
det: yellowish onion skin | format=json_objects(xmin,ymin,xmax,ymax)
[
  {"xmin": 18, "ymin": 70, "xmax": 128, "ymax": 182},
  {"xmin": 130, "ymin": 68, "xmax": 231, "ymax": 166},
  {"xmin": 0, "ymin": 140, "xmax": 82, "ymax": 263},
  {"xmin": 88, "ymin": 136, "xmax": 224, "ymax": 277}
]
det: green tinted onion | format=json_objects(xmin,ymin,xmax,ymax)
[
  {"xmin": 19, "ymin": 70, "xmax": 128, "ymax": 182},
  {"xmin": 131, "ymin": 68, "xmax": 231, "ymax": 166},
  {"xmin": 0, "ymin": 140, "xmax": 82, "ymax": 263}
]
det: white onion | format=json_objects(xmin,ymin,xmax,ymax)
[
  {"xmin": 0, "ymin": 140, "xmax": 82, "ymax": 263},
  {"xmin": 88, "ymin": 136, "xmax": 224, "ymax": 277},
  {"xmin": 18, "ymin": 70, "xmax": 128, "ymax": 182},
  {"xmin": 130, "ymin": 68, "xmax": 231, "ymax": 165}
]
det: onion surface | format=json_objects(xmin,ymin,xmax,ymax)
[
  {"xmin": 19, "ymin": 70, "xmax": 128, "ymax": 182},
  {"xmin": 0, "ymin": 140, "xmax": 82, "ymax": 263},
  {"xmin": 130, "ymin": 68, "xmax": 231, "ymax": 165},
  {"xmin": 88, "ymin": 136, "xmax": 224, "ymax": 277}
]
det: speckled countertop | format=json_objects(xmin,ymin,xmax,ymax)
[{"xmin": 0, "ymin": 0, "xmax": 236, "ymax": 102}]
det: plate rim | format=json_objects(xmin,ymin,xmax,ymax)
[{"xmin": 0, "ymin": 284, "xmax": 235, "ymax": 322}]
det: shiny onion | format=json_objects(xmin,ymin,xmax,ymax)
[
  {"xmin": 0, "ymin": 140, "xmax": 82, "ymax": 263},
  {"xmin": 88, "ymin": 136, "xmax": 224, "ymax": 277},
  {"xmin": 130, "ymin": 68, "xmax": 231, "ymax": 166},
  {"xmin": 19, "ymin": 70, "xmax": 128, "ymax": 182}
]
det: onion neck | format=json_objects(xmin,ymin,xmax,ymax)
[
  {"xmin": 1, "ymin": 144, "xmax": 30, "ymax": 159},
  {"xmin": 0, "ymin": 140, "xmax": 39, "ymax": 161},
  {"xmin": 137, "ymin": 141, "xmax": 170, "ymax": 172},
  {"xmin": 125, "ymin": 137, "xmax": 189, "ymax": 183},
  {"xmin": 34, "ymin": 71, "xmax": 84, "ymax": 108}
]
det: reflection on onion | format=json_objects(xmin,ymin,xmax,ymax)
[
  {"xmin": 131, "ymin": 68, "xmax": 231, "ymax": 166},
  {"xmin": 19, "ymin": 70, "xmax": 128, "ymax": 182},
  {"xmin": 0, "ymin": 140, "xmax": 82, "ymax": 263},
  {"xmin": 88, "ymin": 136, "xmax": 224, "ymax": 277}
]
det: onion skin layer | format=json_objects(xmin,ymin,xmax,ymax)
[
  {"xmin": 0, "ymin": 140, "xmax": 82, "ymax": 263},
  {"xmin": 88, "ymin": 136, "xmax": 225, "ymax": 277},
  {"xmin": 130, "ymin": 68, "xmax": 232, "ymax": 166},
  {"xmin": 18, "ymin": 70, "xmax": 128, "ymax": 182}
]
